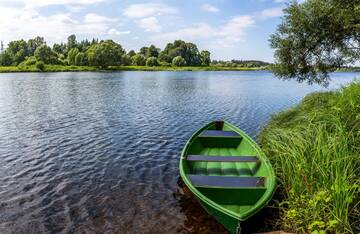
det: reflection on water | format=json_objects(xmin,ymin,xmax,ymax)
[{"xmin": 0, "ymin": 71, "xmax": 357, "ymax": 233}]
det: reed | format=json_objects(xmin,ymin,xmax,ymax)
[{"xmin": 259, "ymin": 81, "xmax": 360, "ymax": 233}]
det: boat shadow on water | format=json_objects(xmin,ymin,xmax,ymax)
[{"xmin": 174, "ymin": 178, "xmax": 281, "ymax": 234}]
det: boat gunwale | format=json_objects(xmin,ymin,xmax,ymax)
[{"xmin": 179, "ymin": 121, "xmax": 276, "ymax": 221}]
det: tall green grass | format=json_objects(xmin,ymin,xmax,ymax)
[{"xmin": 259, "ymin": 81, "xmax": 360, "ymax": 233}]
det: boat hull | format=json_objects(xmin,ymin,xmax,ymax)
[{"xmin": 179, "ymin": 121, "xmax": 275, "ymax": 233}]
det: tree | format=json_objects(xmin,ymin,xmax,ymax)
[
  {"xmin": 86, "ymin": 40, "xmax": 125, "ymax": 68},
  {"xmin": 159, "ymin": 40, "xmax": 201, "ymax": 66},
  {"xmin": 0, "ymin": 41, "xmax": 3, "ymax": 53},
  {"xmin": 139, "ymin": 46, "xmax": 148, "ymax": 56},
  {"xmin": 67, "ymin": 48, "xmax": 79, "ymax": 65},
  {"xmin": 146, "ymin": 57, "xmax": 158, "ymax": 66},
  {"xmin": 53, "ymin": 43, "xmax": 67, "ymax": 55},
  {"xmin": 127, "ymin": 50, "xmax": 136, "ymax": 57},
  {"xmin": 0, "ymin": 51, "xmax": 12, "ymax": 66},
  {"xmin": 27, "ymin": 36, "xmax": 45, "ymax": 55},
  {"xmin": 270, "ymin": 0, "xmax": 360, "ymax": 85},
  {"xmin": 121, "ymin": 54, "xmax": 132, "ymax": 66},
  {"xmin": 172, "ymin": 56, "xmax": 186, "ymax": 66},
  {"xmin": 146, "ymin": 45, "xmax": 160, "ymax": 58},
  {"xmin": 200, "ymin": 50, "xmax": 211, "ymax": 66},
  {"xmin": 67, "ymin": 34, "xmax": 77, "ymax": 52},
  {"xmin": 131, "ymin": 54, "xmax": 146, "ymax": 66},
  {"xmin": 34, "ymin": 44, "xmax": 58, "ymax": 64},
  {"xmin": 75, "ymin": 52, "xmax": 86, "ymax": 66},
  {"xmin": 6, "ymin": 39, "xmax": 28, "ymax": 65}
]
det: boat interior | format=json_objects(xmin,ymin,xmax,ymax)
[{"xmin": 183, "ymin": 121, "xmax": 268, "ymax": 215}]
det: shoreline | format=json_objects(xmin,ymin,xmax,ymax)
[
  {"xmin": 0, "ymin": 65, "xmax": 358, "ymax": 73},
  {"xmin": 0, "ymin": 65, "xmax": 269, "ymax": 73}
]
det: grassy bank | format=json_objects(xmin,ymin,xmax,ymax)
[
  {"xmin": 0, "ymin": 65, "xmax": 269, "ymax": 73},
  {"xmin": 259, "ymin": 82, "xmax": 360, "ymax": 233}
]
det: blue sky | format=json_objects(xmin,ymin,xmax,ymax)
[{"xmin": 0, "ymin": 0, "xmax": 287, "ymax": 62}]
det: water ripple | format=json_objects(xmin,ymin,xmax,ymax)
[{"xmin": 0, "ymin": 71, "xmax": 357, "ymax": 233}]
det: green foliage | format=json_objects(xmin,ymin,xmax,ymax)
[
  {"xmin": 200, "ymin": 50, "xmax": 211, "ymax": 66},
  {"xmin": 6, "ymin": 39, "xmax": 28, "ymax": 65},
  {"xmin": 259, "ymin": 82, "xmax": 360, "ymax": 233},
  {"xmin": 131, "ymin": 54, "xmax": 146, "ymax": 66},
  {"xmin": 27, "ymin": 36, "xmax": 45, "ymax": 55},
  {"xmin": 67, "ymin": 34, "xmax": 77, "ymax": 51},
  {"xmin": 0, "ymin": 51, "xmax": 12, "ymax": 66},
  {"xmin": 35, "ymin": 61, "xmax": 45, "ymax": 71},
  {"xmin": 121, "ymin": 54, "xmax": 132, "ymax": 66},
  {"xmin": 67, "ymin": 48, "xmax": 79, "ymax": 65},
  {"xmin": 211, "ymin": 60, "xmax": 271, "ymax": 68},
  {"xmin": 24, "ymin": 56, "xmax": 37, "ymax": 66},
  {"xmin": 86, "ymin": 40, "xmax": 125, "ymax": 68},
  {"xmin": 270, "ymin": 0, "xmax": 360, "ymax": 85},
  {"xmin": 159, "ymin": 40, "xmax": 202, "ymax": 66},
  {"xmin": 34, "ymin": 44, "xmax": 58, "ymax": 64},
  {"xmin": 0, "ymin": 34, "xmax": 214, "ymax": 69},
  {"xmin": 74, "ymin": 52, "xmax": 86, "ymax": 66},
  {"xmin": 145, "ymin": 57, "xmax": 158, "ymax": 66},
  {"xmin": 53, "ymin": 43, "xmax": 66, "ymax": 55},
  {"xmin": 172, "ymin": 56, "xmax": 186, "ymax": 66},
  {"xmin": 127, "ymin": 50, "xmax": 136, "ymax": 57}
]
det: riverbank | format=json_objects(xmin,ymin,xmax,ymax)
[
  {"xmin": 0, "ymin": 65, "xmax": 269, "ymax": 73},
  {"xmin": 258, "ymin": 81, "xmax": 360, "ymax": 233}
]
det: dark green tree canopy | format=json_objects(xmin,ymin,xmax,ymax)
[
  {"xmin": 0, "ymin": 34, "xmax": 213, "ymax": 68},
  {"xmin": 34, "ymin": 44, "xmax": 58, "ymax": 64},
  {"xmin": 159, "ymin": 40, "xmax": 201, "ymax": 66},
  {"xmin": 270, "ymin": 0, "xmax": 360, "ymax": 85},
  {"xmin": 86, "ymin": 40, "xmax": 125, "ymax": 68}
]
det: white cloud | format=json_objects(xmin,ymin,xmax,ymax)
[
  {"xmin": 201, "ymin": 4, "xmax": 219, "ymax": 13},
  {"xmin": 260, "ymin": 7, "xmax": 283, "ymax": 19},
  {"xmin": 123, "ymin": 3, "xmax": 177, "ymax": 19},
  {"xmin": 136, "ymin": 17, "xmax": 162, "ymax": 32},
  {"xmin": 151, "ymin": 15, "xmax": 254, "ymax": 47},
  {"xmin": 108, "ymin": 28, "xmax": 130, "ymax": 35},
  {"xmin": 0, "ymin": 0, "xmax": 108, "ymax": 8},
  {"xmin": 84, "ymin": 13, "xmax": 117, "ymax": 23},
  {"xmin": 0, "ymin": 6, "xmax": 115, "ymax": 44}
]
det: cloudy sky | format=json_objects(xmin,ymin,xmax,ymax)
[{"xmin": 0, "ymin": 0, "xmax": 288, "ymax": 61}]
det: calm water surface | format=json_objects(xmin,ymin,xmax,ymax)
[{"xmin": 0, "ymin": 71, "xmax": 358, "ymax": 233}]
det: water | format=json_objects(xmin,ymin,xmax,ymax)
[{"xmin": 0, "ymin": 71, "xmax": 358, "ymax": 233}]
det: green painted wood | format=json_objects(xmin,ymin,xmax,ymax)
[
  {"xmin": 186, "ymin": 155, "xmax": 259, "ymax": 162},
  {"xmin": 179, "ymin": 121, "xmax": 276, "ymax": 234}
]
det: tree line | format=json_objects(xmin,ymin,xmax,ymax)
[{"xmin": 0, "ymin": 35, "xmax": 211, "ymax": 69}]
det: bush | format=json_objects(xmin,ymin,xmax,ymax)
[
  {"xmin": 146, "ymin": 57, "xmax": 158, "ymax": 66},
  {"xmin": 24, "ymin": 56, "xmax": 37, "ymax": 66},
  {"xmin": 259, "ymin": 81, "xmax": 360, "ymax": 233},
  {"xmin": 75, "ymin": 52, "xmax": 86, "ymax": 66},
  {"xmin": 131, "ymin": 54, "xmax": 145, "ymax": 66},
  {"xmin": 35, "ymin": 61, "xmax": 45, "ymax": 71},
  {"xmin": 172, "ymin": 56, "xmax": 186, "ymax": 67}
]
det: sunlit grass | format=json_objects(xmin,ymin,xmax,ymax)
[{"xmin": 259, "ymin": 81, "xmax": 360, "ymax": 233}]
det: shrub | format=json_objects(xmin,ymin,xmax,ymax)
[
  {"xmin": 35, "ymin": 61, "xmax": 45, "ymax": 71},
  {"xmin": 259, "ymin": 81, "xmax": 360, "ymax": 233},
  {"xmin": 131, "ymin": 54, "xmax": 145, "ymax": 66},
  {"xmin": 146, "ymin": 57, "xmax": 158, "ymax": 66},
  {"xmin": 24, "ymin": 56, "xmax": 37, "ymax": 66},
  {"xmin": 172, "ymin": 56, "xmax": 186, "ymax": 67}
]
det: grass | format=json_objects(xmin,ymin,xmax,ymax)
[
  {"xmin": 258, "ymin": 81, "xmax": 360, "ymax": 233},
  {"xmin": 0, "ymin": 65, "xmax": 269, "ymax": 73}
]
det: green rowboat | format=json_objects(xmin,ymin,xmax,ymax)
[{"xmin": 179, "ymin": 121, "xmax": 275, "ymax": 233}]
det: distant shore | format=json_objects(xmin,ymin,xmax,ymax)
[
  {"xmin": 0, "ymin": 65, "xmax": 358, "ymax": 73},
  {"xmin": 0, "ymin": 65, "xmax": 269, "ymax": 73}
]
